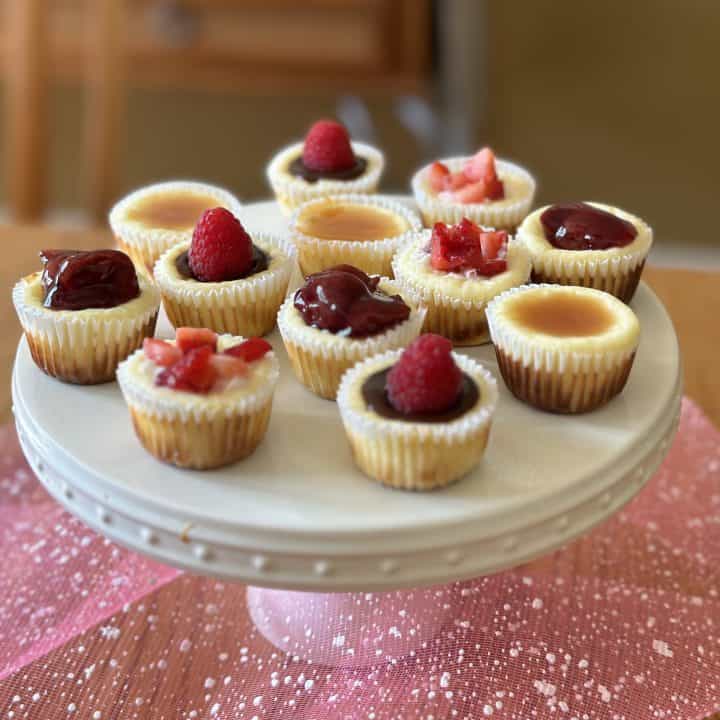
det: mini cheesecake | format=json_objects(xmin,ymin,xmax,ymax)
[
  {"xmin": 486, "ymin": 284, "xmax": 640, "ymax": 414},
  {"xmin": 411, "ymin": 148, "xmax": 536, "ymax": 230},
  {"xmin": 337, "ymin": 336, "xmax": 498, "ymax": 491},
  {"xmin": 117, "ymin": 330, "xmax": 278, "ymax": 469},
  {"xmin": 290, "ymin": 194, "xmax": 421, "ymax": 277},
  {"xmin": 277, "ymin": 265, "xmax": 425, "ymax": 400},
  {"xmin": 109, "ymin": 181, "xmax": 243, "ymax": 274},
  {"xmin": 517, "ymin": 201, "xmax": 653, "ymax": 303},
  {"xmin": 267, "ymin": 119, "xmax": 385, "ymax": 215},
  {"xmin": 392, "ymin": 220, "xmax": 531, "ymax": 345},
  {"xmin": 13, "ymin": 249, "xmax": 160, "ymax": 384}
]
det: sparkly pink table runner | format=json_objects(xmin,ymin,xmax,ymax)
[{"xmin": 1, "ymin": 398, "xmax": 719, "ymax": 719}]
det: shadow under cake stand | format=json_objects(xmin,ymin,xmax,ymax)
[{"xmin": 12, "ymin": 199, "xmax": 682, "ymax": 667}]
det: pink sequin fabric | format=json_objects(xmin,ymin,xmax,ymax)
[{"xmin": 1, "ymin": 398, "xmax": 719, "ymax": 719}]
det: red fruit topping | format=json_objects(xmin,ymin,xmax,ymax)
[
  {"xmin": 302, "ymin": 120, "xmax": 356, "ymax": 173},
  {"xmin": 427, "ymin": 147, "xmax": 505, "ymax": 203},
  {"xmin": 540, "ymin": 202, "xmax": 638, "ymax": 250},
  {"xmin": 143, "ymin": 338, "xmax": 182, "ymax": 367},
  {"xmin": 156, "ymin": 345, "xmax": 216, "ymax": 394},
  {"xmin": 386, "ymin": 334, "xmax": 463, "ymax": 415},
  {"xmin": 427, "ymin": 161, "xmax": 451, "ymax": 192},
  {"xmin": 188, "ymin": 207, "xmax": 253, "ymax": 282},
  {"xmin": 175, "ymin": 327, "xmax": 218, "ymax": 354},
  {"xmin": 430, "ymin": 219, "xmax": 508, "ymax": 276},
  {"xmin": 224, "ymin": 337, "xmax": 273, "ymax": 363},
  {"xmin": 463, "ymin": 147, "xmax": 496, "ymax": 182},
  {"xmin": 210, "ymin": 354, "xmax": 249, "ymax": 380}
]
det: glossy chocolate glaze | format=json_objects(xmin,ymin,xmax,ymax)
[
  {"xmin": 362, "ymin": 368, "xmax": 479, "ymax": 423},
  {"xmin": 40, "ymin": 249, "xmax": 140, "ymax": 311},
  {"xmin": 175, "ymin": 245, "xmax": 269, "ymax": 281},
  {"xmin": 288, "ymin": 155, "xmax": 367, "ymax": 184},
  {"xmin": 540, "ymin": 202, "xmax": 637, "ymax": 251},
  {"xmin": 293, "ymin": 265, "xmax": 410, "ymax": 338}
]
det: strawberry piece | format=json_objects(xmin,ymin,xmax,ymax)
[
  {"xmin": 302, "ymin": 119, "xmax": 355, "ymax": 172},
  {"xmin": 445, "ymin": 170, "xmax": 470, "ymax": 192},
  {"xmin": 175, "ymin": 327, "xmax": 218, "ymax": 354},
  {"xmin": 474, "ymin": 258, "xmax": 508, "ymax": 277},
  {"xmin": 479, "ymin": 230, "xmax": 508, "ymax": 261},
  {"xmin": 459, "ymin": 148, "xmax": 505, "ymax": 202},
  {"xmin": 386, "ymin": 334, "xmax": 462, "ymax": 414},
  {"xmin": 210, "ymin": 354, "xmax": 248, "ymax": 380},
  {"xmin": 142, "ymin": 338, "xmax": 182, "ymax": 367},
  {"xmin": 463, "ymin": 147, "xmax": 497, "ymax": 182},
  {"xmin": 224, "ymin": 337, "xmax": 273, "ymax": 363},
  {"xmin": 430, "ymin": 219, "xmax": 508, "ymax": 275},
  {"xmin": 156, "ymin": 345, "xmax": 216, "ymax": 394},
  {"xmin": 188, "ymin": 207, "xmax": 253, "ymax": 282},
  {"xmin": 427, "ymin": 161, "xmax": 451, "ymax": 192},
  {"xmin": 454, "ymin": 180, "xmax": 491, "ymax": 204}
]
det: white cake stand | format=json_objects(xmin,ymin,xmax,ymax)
[{"xmin": 12, "ymin": 200, "xmax": 681, "ymax": 665}]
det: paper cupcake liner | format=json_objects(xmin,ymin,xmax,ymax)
[
  {"xmin": 117, "ymin": 341, "xmax": 279, "ymax": 469},
  {"xmin": 109, "ymin": 181, "xmax": 244, "ymax": 275},
  {"xmin": 392, "ymin": 232, "xmax": 531, "ymax": 346},
  {"xmin": 411, "ymin": 158, "xmax": 536, "ymax": 230},
  {"xmin": 289, "ymin": 194, "xmax": 422, "ymax": 277},
  {"xmin": 13, "ymin": 274, "xmax": 160, "ymax": 384},
  {"xmin": 337, "ymin": 350, "xmax": 498, "ymax": 490},
  {"xmin": 154, "ymin": 233, "xmax": 297, "ymax": 337},
  {"xmin": 518, "ymin": 203, "xmax": 653, "ymax": 304},
  {"xmin": 267, "ymin": 141, "xmax": 385, "ymax": 216},
  {"xmin": 277, "ymin": 279, "xmax": 426, "ymax": 400},
  {"xmin": 486, "ymin": 284, "xmax": 640, "ymax": 414}
]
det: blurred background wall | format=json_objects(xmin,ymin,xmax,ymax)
[{"xmin": 1, "ymin": 0, "xmax": 717, "ymax": 252}]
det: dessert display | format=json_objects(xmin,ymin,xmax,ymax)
[
  {"xmin": 109, "ymin": 181, "xmax": 243, "ymax": 273},
  {"xmin": 289, "ymin": 194, "xmax": 421, "ymax": 276},
  {"xmin": 392, "ymin": 218, "xmax": 531, "ymax": 345},
  {"xmin": 277, "ymin": 264, "xmax": 425, "ymax": 400},
  {"xmin": 486, "ymin": 284, "xmax": 640, "ymax": 413},
  {"xmin": 337, "ymin": 334, "xmax": 498, "ymax": 490},
  {"xmin": 154, "ymin": 207, "xmax": 296, "ymax": 337},
  {"xmin": 12, "ymin": 249, "xmax": 160, "ymax": 384},
  {"xmin": 266, "ymin": 119, "xmax": 385, "ymax": 214},
  {"xmin": 411, "ymin": 147, "xmax": 536, "ymax": 230},
  {"xmin": 517, "ymin": 201, "xmax": 653, "ymax": 303},
  {"xmin": 117, "ymin": 328, "xmax": 278, "ymax": 469}
]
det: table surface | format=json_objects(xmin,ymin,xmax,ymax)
[{"xmin": 3, "ymin": 223, "xmax": 719, "ymax": 718}]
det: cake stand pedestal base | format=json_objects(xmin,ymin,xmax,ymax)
[{"xmin": 246, "ymin": 584, "xmax": 459, "ymax": 668}]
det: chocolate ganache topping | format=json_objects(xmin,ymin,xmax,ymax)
[
  {"xmin": 40, "ymin": 249, "xmax": 140, "ymax": 311},
  {"xmin": 362, "ymin": 368, "xmax": 479, "ymax": 423},
  {"xmin": 540, "ymin": 202, "xmax": 637, "ymax": 251},
  {"xmin": 289, "ymin": 155, "xmax": 367, "ymax": 184},
  {"xmin": 293, "ymin": 265, "xmax": 410, "ymax": 338},
  {"xmin": 174, "ymin": 246, "xmax": 268, "ymax": 281}
]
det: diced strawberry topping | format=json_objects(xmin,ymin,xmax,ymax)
[
  {"xmin": 175, "ymin": 327, "xmax": 218, "ymax": 354},
  {"xmin": 210, "ymin": 354, "xmax": 248, "ymax": 380},
  {"xmin": 302, "ymin": 119, "xmax": 356, "ymax": 172},
  {"xmin": 426, "ymin": 147, "xmax": 505, "ymax": 203},
  {"xmin": 224, "ymin": 337, "xmax": 272, "ymax": 363},
  {"xmin": 463, "ymin": 147, "xmax": 496, "ymax": 182},
  {"xmin": 430, "ymin": 219, "xmax": 508, "ymax": 276},
  {"xmin": 142, "ymin": 338, "xmax": 182, "ymax": 367},
  {"xmin": 386, "ymin": 334, "xmax": 463, "ymax": 414},
  {"xmin": 156, "ymin": 345, "xmax": 216, "ymax": 394},
  {"xmin": 427, "ymin": 161, "xmax": 451, "ymax": 193}
]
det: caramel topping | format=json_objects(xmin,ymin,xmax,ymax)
[
  {"xmin": 126, "ymin": 191, "xmax": 219, "ymax": 231},
  {"xmin": 296, "ymin": 203, "xmax": 408, "ymax": 242},
  {"xmin": 507, "ymin": 291, "xmax": 615, "ymax": 337}
]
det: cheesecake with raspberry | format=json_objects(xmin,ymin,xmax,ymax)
[
  {"xmin": 277, "ymin": 264, "xmax": 425, "ymax": 399},
  {"xmin": 154, "ymin": 207, "xmax": 296, "ymax": 337},
  {"xmin": 411, "ymin": 148, "xmax": 535, "ymax": 230},
  {"xmin": 517, "ymin": 202, "xmax": 653, "ymax": 303},
  {"xmin": 109, "ymin": 180, "xmax": 243, "ymax": 274},
  {"xmin": 392, "ymin": 218, "xmax": 531, "ymax": 345},
  {"xmin": 117, "ymin": 328, "xmax": 278, "ymax": 469},
  {"xmin": 289, "ymin": 194, "xmax": 421, "ymax": 276},
  {"xmin": 267, "ymin": 119, "xmax": 385, "ymax": 214},
  {"xmin": 13, "ymin": 249, "xmax": 160, "ymax": 384},
  {"xmin": 337, "ymin": 334, "xmax": 498, "ymax": 490}
]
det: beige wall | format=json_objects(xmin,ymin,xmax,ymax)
[{"xmin": 486, "ymin": 2, "xmax": 719, "ymax": 245}]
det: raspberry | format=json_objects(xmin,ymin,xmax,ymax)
[
  {"xmin": 143, "ymin": 338, "xmax": 182, "ymax": 367},
  {"xmin": 386, "ymin": 334, "xmax": 463, "ymax": 414},
  {"xmin": 302, "ymin": 119, "xmax": 355, "ymax": 172},
  {"xmin": 188, "ymin": 207, "xmax": 253, "ymax": 282},
  {"xmin": 156, "ymin": 345, "xmax": 216, "ymax": 394},
  {"xmin": 224, "ymin": 337, "xmax": 273, "ymax": 363},
  {"xmin": 175, "ymin": 327, "xmax": 218, "ymax": 354}
]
